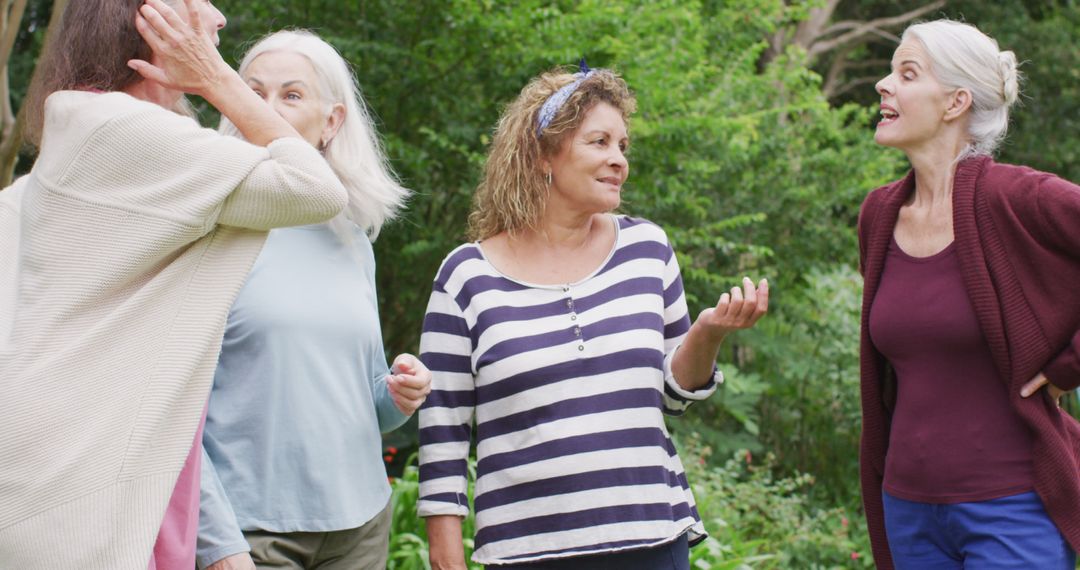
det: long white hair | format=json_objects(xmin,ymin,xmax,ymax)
[{"xmin": 221, "ymin": 29, "xmax": 409, "ymax": 240}]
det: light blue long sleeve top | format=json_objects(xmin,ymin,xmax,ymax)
[{"xmin": 196, "ymin": 223, "xmax": 407, "ymax": 568}]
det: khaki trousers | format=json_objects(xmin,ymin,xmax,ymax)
[{"xmin": 244, "ymin": 500, "xmax": 392, "ymax": 570}]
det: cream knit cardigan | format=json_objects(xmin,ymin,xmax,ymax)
[{"xmin": 0, "ymin": 91, "xmax": 347, "ymax": 569}]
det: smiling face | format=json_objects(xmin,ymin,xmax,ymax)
[
  {"xmin": 544, "ymin": 102, "xmax": 629, "ymax": 216},
  {"xmin": 874, "ymin": 38, "xmax": 957, "ymax": 153},
  {"xmin": 242, "ymin": 51, "xmax": 343, "ymax": 148}
]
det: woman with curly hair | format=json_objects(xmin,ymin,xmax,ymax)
[{"xmin": 417, "ymin": 64, "xmax": 768, "ymax": 569}]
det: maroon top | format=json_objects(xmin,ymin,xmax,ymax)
[
  {"xmin": 858, "ymin": 156, "xmax": 1080, "ymax": 570},
  {"xmin": 870, "ymin": 237, "xmax": 1033, "ymax": 502}
]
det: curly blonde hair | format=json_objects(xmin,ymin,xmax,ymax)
[{"xmin": 467, "ymin": 68, "xmax": 636, "ymax": 241}]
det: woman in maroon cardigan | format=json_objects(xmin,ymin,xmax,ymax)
[{"xmin": 857, "ymin": 19, "xmax": 1080, "ymax": 569}]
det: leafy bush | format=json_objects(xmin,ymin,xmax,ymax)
[
  {"xmin": 679, "ymin": 435, "xmax": 874, "ymax": 569},
  {"xmin": 387, "ymin": 453, "xmax": 480, "ymax": 570}
]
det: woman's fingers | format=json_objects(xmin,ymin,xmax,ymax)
[
  {"xmin": 389, "ymin": 360, "xmax": 433, "ymax": 404},
  {"xmin": 134, "ymin": 11, "xmax": 167, "ymax": 52},
  {"xmin": 735, "ymin": 277, "xmax": 757, "ymax": 321},
  {"xmin": 706, "ymin": 277, "xmax": 770, "ymax": 332},
  {"xmin": 393, "ymin": 374, "xmax": 431, "ymax": 393},
  {"xmin": 388, "ymin": 374, "xmax": 431, "ymax": 414},
  {"xmin": 146, "ymin": 0, "xmax": 187, "ymax": 33},
  {"xmin": 390, "ymin": 383, "xmax": 424, "ymax": 401},
  {"xmin": 126, "ymin": 58, "xmax": 168, "ymax": 85},
  {"xmin": 391, "ymin": 353, "xmax": 417, "ymax": 376},
  {"xmin": 1020, "ymin": 373, "xmax": 1048, "ymax": 398},
  {"xmin": 1022, "ymin": 372, "xmax": 1066, "ymax": 405},
  {"xmin": 180, "ymin": 0, "xmax": 205, "ymax": 34},
  {"xmin": 139, "ymin": 1, "xmax": 182, "ymax": 44},
  {"xmin": 756, "ymin": 279, "xmax": 770, "ymax": 315}
]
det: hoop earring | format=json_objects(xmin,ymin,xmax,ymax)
[{"xmin": 545, "ymin": 171, "xmax": 552, "ymax": 186}]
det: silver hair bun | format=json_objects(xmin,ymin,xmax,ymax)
[{"xmin": 998, "ymin": 50, "xmax": 1020, "ymax": 107}]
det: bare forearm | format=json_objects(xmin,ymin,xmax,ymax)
[
  {"xmin": 426, "ymin": 515, "xmax": 468, "ymax": 570},
  {"xmin": 672, "ymin": 277, "xmax": 769, "ymax": 390},
  {"xmin": 202, "ymin": 71, "xmax": 302, "ymax": 146},
  {"xmin": 671, "ymin": 320, "xmax": 725, "ymax": 391}
]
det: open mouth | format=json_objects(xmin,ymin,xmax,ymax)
[{"xmin": 878, "ymin": 107, "xmax": 898, "ymax": 126}]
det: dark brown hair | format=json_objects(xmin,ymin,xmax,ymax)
[{"xmin": 23, "ymin": 0, "xmax": 152, "ymax": 146}]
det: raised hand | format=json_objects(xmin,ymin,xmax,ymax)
[
  {"xmin": 127, "ymin": 0, "xmax": 230, "ymax": 97},
  {"xmin": 695, "ymin": 276, "xmax": 769, "ymax": 341},
  {"xmin": 387, "ymin": 353, "xmax": 433, "ymax": 416}
]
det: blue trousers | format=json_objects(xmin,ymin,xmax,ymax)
[
  {"xmin": 488, "ymin": 534, "xmax": 690, "ymax": 570},
  {"xmin": 883, "ymin": 490, "xmax": 1076, "ymax": 569}
]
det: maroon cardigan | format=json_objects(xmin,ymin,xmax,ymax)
[{"xmin": 857, "ymin": 155, "xmax": 1080, "ymax": 569}]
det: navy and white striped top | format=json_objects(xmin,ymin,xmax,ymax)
[{"xmin": 418, "ymin": 215, "xmax": 720, "ymax": 565}]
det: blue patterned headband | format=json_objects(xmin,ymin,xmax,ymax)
[{"xmin": 535, "ymin": 59, "xmax": 594, "ymax": 138}]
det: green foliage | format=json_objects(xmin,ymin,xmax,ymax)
[
  {"xmin": 387, "ymin": 453, "xmax": 480, "ymax": 570},
  {"xmin": 753, "ymin": 264, "xmax": 865, "ymax": 506},
  {"xmin": 680, "ymin": 435, "xmax": 874, "ymax": 569}
]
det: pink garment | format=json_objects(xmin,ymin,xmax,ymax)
[{"xmin": 148, "ymin": 406, "xmax": 207, "ymax": 570}]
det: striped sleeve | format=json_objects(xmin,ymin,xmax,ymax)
[
  {"xmin": 417, "ymin": 273, "xmax": 476, "ymax": 518},
  {"xmin": 658, "ymin": 237, "xmax": 720, "ymax": 415}
]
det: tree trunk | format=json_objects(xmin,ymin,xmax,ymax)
[
  {"xmin": 762, "ymin": 0, "xmax": 947, "ymax": 102},
  {"xmin": 0, "ymin": 0, "xmax": 28, "ymax": 187},
  {"xmin": 1, "ymin": 0, "xmax": 67, "ymax": 187}
]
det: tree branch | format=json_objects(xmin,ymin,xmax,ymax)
[
  {"xmin": 0, "ymin": 0, "xmax": 28, "ymax": 66},
  {"xmin": 2, "ymin": 0, "xmax": 68, "ymax": 186},
  {"xmin": 821, "ymin": 44, "xmax": 854, "ymax": 99},
  {"xmin": 830, "ymin": 76, "xmax": 885, "ymax": 99},
  {"xmin": 792, "ymin": 0, "xmax": 841, "ymax": 49},
  {"xmin": 807, "ymin": 0, "xmax": 946, "ymax": 60}
]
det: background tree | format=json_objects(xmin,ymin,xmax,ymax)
[{"xmin": 2, "ymin": 0, "xmax": 67, "ymax": 185}]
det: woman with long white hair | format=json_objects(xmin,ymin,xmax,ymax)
[
  {"xmin": 858, "ymin": 18, "xmax": 1080, "ymax": 569},
  {"xmin": 196, "ymin": 30, "xmax": 430, "ymax": 570}
]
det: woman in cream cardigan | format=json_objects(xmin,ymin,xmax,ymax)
[{"xmin": 0, "ymin": 1, "xmax": 346, "ymax": 568}]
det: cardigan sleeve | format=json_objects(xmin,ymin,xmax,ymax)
[
  {"xmin": 1031, "ymin": 175, "xmax": 1080, "ymax": 392},
  {"xmin": 417, "ymin": 273, "xmax": 475, "ymax": 519},
  {"xmin": 44, "ymin": 97, "xmax": 345, "ymax": 231},
  {"xmin": 214, "ymin": 137, "xmax": 347, "ymax": 231}
]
